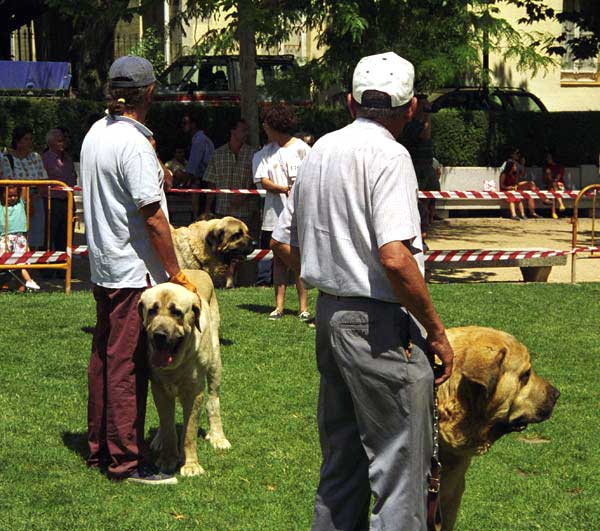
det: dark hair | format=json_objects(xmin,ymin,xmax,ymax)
[
  {"xmin": 261, "ymin": 104, "xmax": 297, "ymax": 135},
  {"xmin": 228, "ymin": 116, "xmax": 247, "ymax": 133},
  {"xmin": 182, "ymin": 113, "xmax": 198, "ymax": 128},
  {"xmin": 11, "ymin": 125, "xmax": 33, "ymax": 150},
  {"xmin": 0, "ymin": 184, "xmax": 20, "ymax": 206},
  {"xmin": 354, "ymin": 90, "xmax": 408, "ymax": 121},
  {"xmin": 107, "ymin": 85, "xmax": 150, "ymax": 116}
]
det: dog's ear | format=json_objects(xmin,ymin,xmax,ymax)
[
  {"xmin": 205, "ymin": 227, "xmax": 225, "ymax": 253},
  {"xmin": 192, "ymin": 300, "xmax": 202, "ymax": 332},
  {"xmin": 459, "ymin": 346, "xmax": 507, "ymax": 396},
  {"xmin": 137, "ymin": 299, "xmax": 145, "ymax": 323}
]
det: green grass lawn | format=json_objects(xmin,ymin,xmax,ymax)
[{"xmin": 1, "ymin": 283, "xmax": 599, "ymax": 531}]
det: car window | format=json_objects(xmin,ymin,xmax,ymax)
[
  {"xmin": 195, "ymin": 63, "xmax": 230, "ymax": 91},
  {"xmin": 504, "ymin": 94, "xmax": 544, "ymax": 112},
  {"xmin": 256, "ymin": 63, "xmax": 294, "ymax": 100},
  {"xmin": 487, "ymin": 93, "xmax": 503, "ymax": 110},
  {"xmin": 161, "ymin": 64, "xmax": 196, "ymax": 87}
]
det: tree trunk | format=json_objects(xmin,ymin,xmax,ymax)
[{"xmin": 238, "ymin": 1, "xmax": 259, "ymax": 147}]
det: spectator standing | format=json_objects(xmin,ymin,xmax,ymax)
[
  {"xmin": 165, "ymin": 144, "xmax": 189, "ymax": 188},
  {"xmin": 270, "ymin": 52, "xmax": 453, "ymax": 530},
  {"xmin": 543, "ymin": 151, "xmax": 567, "ymax": 219},
  {"xmin": 0, "ymin": 184, "xmax": 40, "ymax": 291},
  {"xmin": 0, "ymin": 152, "xmax": 12, "ymax": 179},
  {"xmin": 254, "ymin": 104, "xmax": 310, "ymax": 321},
  {"xmin": 42, "ymin": 128, "xmax": 78, "ymax": 252},
  {"xmin": 203, "ymin": 118, "xmax": 259, "ymax": 288},
  {"xmin": 182, "ymin": 114, "xmax": 215, "ymax": 218},
  {"xmin": 81, "ymin": 56, "xmax": 197, "ymax": 485},
  {"xmin": 402, "ymin": 94, "xmax": 439, "ymax": 237},
  {"xmin": 8, "ymin": 126, "xmax": 48, "ymax": 249}
]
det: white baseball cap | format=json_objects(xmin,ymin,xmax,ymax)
[{"xmin": 352, "ymin": 52, "xmax": 415, "ymax": 108}]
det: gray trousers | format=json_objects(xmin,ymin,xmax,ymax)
[{"xmin": 311, "ymin": 293, "xmax": 434, "ymax": 531}]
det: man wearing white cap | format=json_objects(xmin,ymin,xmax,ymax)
[
  {"xmin": 271, "ymin": 52, "xmax": 454, "ymax": 529},
  {"xmin": 81, "ymin": 56, "xmax": 198, "ymax": 485}
]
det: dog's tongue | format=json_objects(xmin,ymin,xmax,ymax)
[{"xmin": 152, "ymin": 348, "xmax": 173, "ymax": 368}]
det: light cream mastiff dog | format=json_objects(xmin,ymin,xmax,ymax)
[
  {"xmin": 138, "ymin": 269, "xmax": 230, "ymax": 476},
  {"xmin": 438, "ymin": 326, "xmax": 560, "ymax": 530},
  {"xmin": 170, "ymin": 217, "xmax": 255, "ymax": 278}
]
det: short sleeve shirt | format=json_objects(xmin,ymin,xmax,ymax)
[
  {"xmin": 186, "ymin": 130, "xmax": 215, "ymax": 181},
  {"xmin": 275, "ymin": 118, "xmax": 423, "ymax": 303},
  {"xmin": 80, "ymin": 115, "xmax": 169, "ymax": 288},
  {"xmin": 253, "ymin": 139, "xmax": 310, "ymax": 231},
  {"xmin": 0, "ymin": 153, "xmax": 13, "ymax": 179},
  {"xmin": 204, "ymin": 143, "xmax": 259, "ymax": 218},
  {"xmin": 10, "ymin": 151, "xmax": 48, "ymax": 182},
  {"xmin": 0, "ymin": 198, "xmax": 27, "ymax": 235}
]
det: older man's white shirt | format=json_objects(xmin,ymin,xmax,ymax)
[{"xmin": 272, "ymin": 118, "xmax": 424, "ymax": 303}]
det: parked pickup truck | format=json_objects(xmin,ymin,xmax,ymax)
[{"xmin": 154, "ymin": 54, "xmax": 310, "ymax": 105}]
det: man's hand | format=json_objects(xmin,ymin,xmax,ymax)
[
  {"xmin": 426, "ymin": 330, "xmax": 454, "ymax": 386},
  {"xmin": 169, "ymin": 270, "xmax": 199, "ymax": 296}
]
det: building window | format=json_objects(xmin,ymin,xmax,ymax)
[{"xmin": 560, "ymin": 0, "xmax": 599, "ymax": 83}]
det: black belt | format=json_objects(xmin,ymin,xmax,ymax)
[{"xmin": 318, "ymin": 291, "xmax": 402, "ymax": 306}]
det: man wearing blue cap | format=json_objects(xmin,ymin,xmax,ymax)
[
  {"xmin": 271, "ymin": 52, "xmax": 454, "ymax": 529},
  {"xmin": 81, "ymin": 56, "xmax": 197, "ymax": 485}
]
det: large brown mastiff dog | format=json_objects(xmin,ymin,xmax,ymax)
[
  {"xmin": 139, "ymin": 269, "xmax": 230, "ymax": 476},
  {"xmin": 170, "ymin": 217, "xmax": 255, "ymax": 278},
  {"xmin": 439, "ymin": 326, "xmax": 560, "ymax": 530}
]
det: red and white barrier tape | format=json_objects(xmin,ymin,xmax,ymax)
[
  {"xmin": 59, "ymin": 186, "xmax": 591, "ymax": 201},
  {"xmin": 3, "ymin": 246, "xmax": 600, "ymax": 266},
  {"xmin": 165, "ymin": 188, "xmax": 586, "ymax": 201}
]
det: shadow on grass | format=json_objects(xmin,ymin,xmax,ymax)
[
  {"xmin": 428, "ymin": 269, "xmax": 499, "ymax": 283},
  {"xmin": 81, "ymin": 326, "xmax": 95, "ymax": 335},
  {"xmin": 237, "ymin": 303, "xmax": 296, "ymax": 316},
  {"xmin": 62, "ymin": 431, "xmax": 88, "ymax": 463}
]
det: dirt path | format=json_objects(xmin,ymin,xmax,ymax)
[
  {"xmin": 427, "ymin": 216, "xmax": 599, "ymax": 283},
  {"xmin": 9, "ymin": 216, "xmax": 598, "ymax": 293}
]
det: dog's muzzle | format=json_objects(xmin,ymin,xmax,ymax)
[{"xmin": 150, "ymin": 331, "xmax": 182, "ymax": 368}]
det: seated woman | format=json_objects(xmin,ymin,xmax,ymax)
[
  {"xmin": 499, "ymin": 148, "xmax": 539, "ymax": 220},
  {"xmin": 543, "ymin": 151, "xmax": 567, "ymax": 219}
]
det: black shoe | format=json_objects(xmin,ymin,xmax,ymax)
[{"xmin": 125, "ymin": 465, "xmax": 178, "ymax": 485}]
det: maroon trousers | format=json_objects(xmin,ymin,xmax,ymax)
[{"xmin": 87, "ymin": 285, "xmax": 149, "ymax": 479}]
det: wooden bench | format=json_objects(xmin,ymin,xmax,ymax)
[{"xmin": 425, "ymin": 251, "xmax": 568, "ymax": 282}]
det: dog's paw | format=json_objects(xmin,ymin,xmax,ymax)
[
  {"xmin": 179, "ymin": 462, "xmax": 205, "ymax": 476},
  {"xmin": 206, "ymin": 432, "xmax": 231, "ymax": 450}
]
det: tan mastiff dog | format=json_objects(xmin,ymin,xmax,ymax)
[
  {"xmin": 439, "ymin": 326, "xmax": 560, "ymax": 530},
  {"xmin": 170, "ymin": 216, "xmax": 255, "ymax": 278},
  {"xmin": 139, "ymin": 269, "xmax": 230, "ymax": 476}
]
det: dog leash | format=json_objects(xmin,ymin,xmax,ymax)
[{"xmin": 427, "ymin": 376, "xmax": 443, "ymax": 531}]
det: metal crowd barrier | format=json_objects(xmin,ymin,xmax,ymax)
[
  {"xmin": 0, "ymin": 180, "xmax": 74, "ymax": 295},
  {"xmin": 571, "ymin": 184, "xmax": 600, "ymax": 283}
]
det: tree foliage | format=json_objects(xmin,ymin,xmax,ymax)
[
  {"xmin": 509, "ymin": 0, "xmax": 600, "ymax": 61},
  {"xmin": 308, "ymin": 0, "xmax": 558, "ymax": 92}
]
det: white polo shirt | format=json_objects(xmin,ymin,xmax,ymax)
[
  {"xmin": 253, "ymin": 139, "xmax": 310, "ymax": 231},
  {"xmin": 273, "ymin": 118, "xmax": 423, "ymax": 303},
  {"xmin": 80, "ymin": 115, "xmax": 169, "ymax": 288}
]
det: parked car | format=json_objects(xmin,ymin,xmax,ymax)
[
  {"xmin": 428, "ymin": 87, "xmax": 548, "ymax": 113},
  {"xmin": 154, "ymin": 54, "xmax": 310, "ymax": 105}
]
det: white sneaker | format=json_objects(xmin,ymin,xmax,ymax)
[
  {"xmin": 268, "ymin": 309, "xmax": 283, "ymax": 320},
  {"xmin": 25, "ymin": 280, "xmax": 40, "ymax": 291}
]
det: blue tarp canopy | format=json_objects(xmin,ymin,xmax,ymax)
[{"xmin": 0, "ymin": 61, "xmax": 71, "ymax": 91}]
